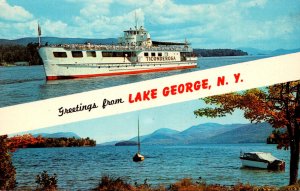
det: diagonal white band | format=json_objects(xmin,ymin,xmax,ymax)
[{"xmin": 1, "ymin": 53, "xmax": 300, "ymax": 135}]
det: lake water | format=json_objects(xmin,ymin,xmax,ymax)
[
  {"xmin": 3, "ymin": 55, "xmax": 291, "ymax": 190},
  {"xmin": 12, "ymin": 144, "xmax": 290, "ymax": 190},
  {"xmin": 0, "ymin": 55, "xmax": 270, "ymax": 108}
]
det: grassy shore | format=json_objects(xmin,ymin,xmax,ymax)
[
  {"xmin": 12, "ymin": 174, "xmax": 300, "ymax": 191},
  {"xmin": 92, "ymin": 176, "xmax": 300, "ymax": 191}
]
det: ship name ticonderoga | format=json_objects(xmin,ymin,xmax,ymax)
[{"xmin": 146, "ymin": 56, "xmax": 176, "ymax": 62}]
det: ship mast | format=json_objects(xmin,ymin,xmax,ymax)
[{"xmin": 135, "ymin": 11, "xmax": 138, "ymax": 31}]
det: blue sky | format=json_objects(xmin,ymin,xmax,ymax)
[
  {"xmin": 29, "ymin": 99, "xmax": 249, "ymax": 144},
  {"xmin": 1, "ymin": 0, "xmax": 300, "ymax": 50}
]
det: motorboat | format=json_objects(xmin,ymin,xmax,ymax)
[{"xmin": 240, "ymin": 152, "xmax": 285, "ymax": 171}]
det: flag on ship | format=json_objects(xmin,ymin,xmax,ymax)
[
  {"xmin": 38, "ymin": 23, "xmax": 41, "ymax": 46},
  {"xmin": 38, "ymin": 23, "xmax": 41, "ymax": 36}
]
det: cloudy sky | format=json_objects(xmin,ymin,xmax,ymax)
[{"xmin": 1, "ymin": 0, "xmax": 300, "ymax": 50}]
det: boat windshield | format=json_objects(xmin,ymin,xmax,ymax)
[{"xmin": 255, "ymin": 152, "xmax": 278, "ymax": 162}]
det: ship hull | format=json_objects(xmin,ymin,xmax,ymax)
[
  {"xmin": 39, "ymin": 47, "xmax": 198, "ymax": 80},
  {"xmin": 46, "ymin": 64, "xmax": 196, "ymax": 80}
]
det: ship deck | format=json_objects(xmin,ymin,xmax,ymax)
[{"xmin": 43, "ymin": 44, "xmax": 193, "ymax": 52}]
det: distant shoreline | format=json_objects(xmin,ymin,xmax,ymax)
[{"xmin": 0, "ymin": 62, "xmax": 30, "ymax": 67}]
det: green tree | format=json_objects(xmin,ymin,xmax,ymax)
[
  {"xmin": 26, "ymin": 43, "xmax": 41, "ymax": 65},
  {"xmin": 0, "ymin": 135, "xmax": 16, "ymax": 190},
  {"xmin": 194, "ymin": 81, "xmax": 300, "ymax": 185},
  {"xmin": 35, "ymin": 171, "xmax": 57, "ymax": 191}
]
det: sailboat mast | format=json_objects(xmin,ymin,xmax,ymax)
[{"xmin": 138, "ymin": 116, "xmax": 140, "ymax": 153}]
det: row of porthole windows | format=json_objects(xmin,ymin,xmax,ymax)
[
  {"xmin": 54, "ymin": 51, "xmax": 180, "ymax": 58},
  {"xmin": 53, "ymin": 51, "xmax": 136, "ymax": 58},
  {"xmin": 53, "ymin": 51, "xmax": 96, "ymax": 58},
  {"xmin": 144, "ymin": 52, "xmax": 163, "ymax": 57},
  {"xmin": 143, "ymin": 52, "xmax": 180, "ymax": 57}
]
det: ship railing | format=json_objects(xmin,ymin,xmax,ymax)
[{"xmin": 46, "ymin": 44, "xmax": 191, "ymax": 52}]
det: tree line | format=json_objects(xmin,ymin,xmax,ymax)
[
  {"xmin": 6, "ymin": 134, "xmax": 96, "ymax": 149},
  {"xmin": 193, "ymin": 48, "xmax": 248, "ymax": 57},
  {"xmin": 34, "ymin": 137, "xmax": 97, "ymax": 147},
  {"xmin": 0, "ymin": 43, "xmax": 41, "ymax": 66},
  {"xmin": 0, "ymin": 134, "xmax": 96, "ymax": 189}
]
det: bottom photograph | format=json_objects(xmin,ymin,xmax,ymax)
[{"xmin": 1, "ymin": 81, "xmax": 300, "ymax": 191}]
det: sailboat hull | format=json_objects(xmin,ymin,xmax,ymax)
[{"xmin": 133, "ymin": 153, "xmax": 144, "ymax": 162}]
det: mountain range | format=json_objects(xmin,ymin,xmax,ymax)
[
  {"xmin": 238, "ymin": 47, "xmax": 300, "ymax": 56},
  {"xmin": 0, "ymin": 37, "xmax": 299, "ymax": 56},
  {"xmin": 33, "ymin": 132, "xmax": 81, "ymax": 139},
  {"xmin": 114, "ymin": 122, "xmax": 274, "ymax": 146}
]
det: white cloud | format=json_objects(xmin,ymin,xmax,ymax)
[
  {"xmin": 42, "ymin": 19, "xmax": 68, "ymax": 37},
  {"xmin": 0, "ymin": 20, "xmax": 38, "ymax": 39},
  {"xmin": 1, "ymin": 0, "xmax": 298, "ymax": 50},
  {"xmin": 0, "ymin": 0, "xmax": 33, "ymax": 22},
  {"xmin": 79, "ymin": 0, "xmax": 113, "ymax": 19},
  {"xmin": 67, "ymin": 8, "xmax": 145, "ymax": 38},
  {"xmin": 59, "ymin": 0, "xmax": 298, "ymax": 49}
]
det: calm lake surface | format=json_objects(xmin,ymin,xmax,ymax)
[
  {"xmin": 13, "ymin": 144, "xmax": 290, "ymax": 190},
  {"xmin": 0, "ymin": 55, "xmax": 271, "ymax": 107}
]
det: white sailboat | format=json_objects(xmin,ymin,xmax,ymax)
[{"xmin": 133, "ymin": 117, "xmax": 144, "ymax": 162}]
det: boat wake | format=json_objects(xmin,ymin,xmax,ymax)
[{"xmin": 0, "ymin": 78, "xmax": 43, "ymax": 85}]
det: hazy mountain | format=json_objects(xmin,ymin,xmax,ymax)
[
  {"xmin": 205, "ymin": 122, "xmax": 273, "ymax": 143},
  {"xmin": 0, "ymin": 37, "xmax": 118, "ymax": 46},
  {"xmin": 270, "ymin": 48, "xmax": 300, "ymax": 55},
  {"xmin": 113, "ymin": 122, "xmax": 273, "ymax": 145},
  {"xmin": 239, "ymin": 47, "xmax": 300, "ymax": 56},
  {"xmin": 238, "ymin": 47, "xmax": 271, "ymax": 55},
  {"xmin": 178, "ymin": 123, "xmax": 241, "ymax": 143},
  {"xmin": 141, "ymin": 128, "xmax": 182, "ymax": 145},
  {"xmin": 129, "ymin": 128, "xmax": 181, "ymax": 145},
  {"xmin": 33, "ymin": 132, "xmax": 81, "ymax": 139}
]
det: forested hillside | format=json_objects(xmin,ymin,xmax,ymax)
[
  {"xmin": 0, "ymin": 43, "xmax": 41, "ymax": 66},
  {"xmin": 193, "ymin": 48, "xmax": 248, "ymax": 57}
]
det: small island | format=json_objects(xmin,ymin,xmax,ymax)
[{"xmin": 115, "ymin": 141, "xmax": 137, "ymax": 146}]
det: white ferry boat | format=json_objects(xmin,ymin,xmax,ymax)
[{"xmin": 38, "ymin": 26, "xmax": 197, "ymax": 80}]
